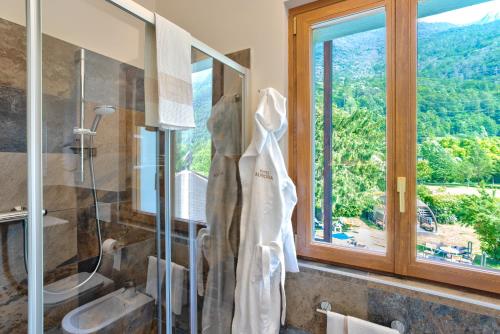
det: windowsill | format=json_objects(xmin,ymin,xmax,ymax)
[{"xmin": 297, "ymin": 259, "xmax": 500, "ymax": 315}]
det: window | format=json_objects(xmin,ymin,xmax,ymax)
[
  {"xmin": 312, "ymin": 8, "xmax": 388, "ymax": 254},
  {"xmin": 135, "ymin": 127, "xmax": 158, "ymax": 214},
  {"xmin": 289, "ymin": 0, "xmax": 500, "ymax": 293}
]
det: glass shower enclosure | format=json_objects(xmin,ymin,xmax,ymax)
[{"xmin": 0, "ymin": 0, "xmax": 249, "ymax": 333}]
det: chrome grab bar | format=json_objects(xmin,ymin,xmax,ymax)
[{"xmin": 0, "ymin": 208, "xmax": 47, "ymax": 225}]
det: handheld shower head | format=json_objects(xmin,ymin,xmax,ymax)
[{"xmin": 90, "ymin": 105, "xmax": 116, "ymax": 132}]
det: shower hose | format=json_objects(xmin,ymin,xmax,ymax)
[{"xmin": 23, "ymin": 135, "xmax": 104, "ymax": 294}]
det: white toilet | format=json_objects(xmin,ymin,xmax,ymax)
[{"xmin": 61, "ymin": 287, "xmax": 154, "ymax": 334}]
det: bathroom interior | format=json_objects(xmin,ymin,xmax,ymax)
[{"xmin": 0, "ymin": 0, "xmax": 498, "ymax": 333}]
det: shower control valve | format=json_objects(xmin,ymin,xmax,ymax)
[{"xmin": 73, "ymin": 127, "xmax": 96, "ymax": 136}]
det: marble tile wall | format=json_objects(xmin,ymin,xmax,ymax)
[{"xmin": 284, "ymin": 263, "xmax": 500, "ymax": 334}]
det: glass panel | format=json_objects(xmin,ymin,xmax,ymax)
[
  {"xmin": 172, "ymin": 48, "xmax": 244, "ymax": 333},
  {"xmin": 416, "ymin": 0, "xmax": 499, "ymax": 271},
  {"xmin": 41, "ymin": 1, "xmax": 161, "ymax": 332},
  {"xmin": 0, "ymin": 1, "xmax": 28, "ymax": 332},
  {"xmin": 311, "ymin": 9, "xmax": 388, "ymax": 253},
  {"xmin": 169, "ymin": 48, "xmax": 215, "ymax": 333}
]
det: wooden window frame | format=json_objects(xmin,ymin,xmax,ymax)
[{"xmin": 288, "ymin": 0, "xmax": 500, "ymax": 294}]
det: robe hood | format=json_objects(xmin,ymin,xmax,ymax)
[{"xmin": 253, "ymin": 88, "xmax": 287, "ymax": 153}]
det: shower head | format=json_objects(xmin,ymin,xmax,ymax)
[{"xmin": 90, "ymin": 105, "xmax": 116, "ymax": 132}]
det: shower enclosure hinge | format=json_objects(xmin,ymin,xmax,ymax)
[{"xmin": 293, "ymin": 16, "xmax": 297, "ymax": 35}]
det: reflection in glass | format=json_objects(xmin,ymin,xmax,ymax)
[{"xmin": 175, "ymin": 50, "xmax": 244, "ymax": 333}]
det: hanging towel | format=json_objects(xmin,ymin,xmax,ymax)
[
  {"xmin": 145, "ymin": 256, "xmax": 166, "ymax": 303},
  {"xmin": 147, "ymin": 14, "xmax": 195, "ymax": 130},
  {"xmin": 347, "ymin": 316, "xmax": 399, "ymax": 334},
  {"xmin": 171, "ymin": 262, "xmax": 187, "ymax": 315},
  {"xmin": 145, "ymin": 256, "xmax": 187, "ymax": 316},
  {"xmin": 326, "ymin": 311, "xmax": 346, "ymax": 334},
  {"xmin": 196, "ymin": 228, "xmax": 210, "ymax": 296}
]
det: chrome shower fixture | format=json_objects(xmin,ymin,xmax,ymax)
[
  {"xmin": 73, "ymin": 105, "xmax": 116, "ymax": 136},
  {"xmin": 90, "ymin": 105, "xmax": 116, "ymax": 133}
]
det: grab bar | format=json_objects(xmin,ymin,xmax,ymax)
[{"xmin": 0, "ymin": 208, "xmax": 47, "ymax": 225}]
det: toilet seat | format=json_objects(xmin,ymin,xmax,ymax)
[{"xmin": 44, "ymin": 272, "xmax": 113, "ymax": 307}]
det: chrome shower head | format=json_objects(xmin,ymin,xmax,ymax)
[{"xmin": 90, "ymin": 105, "xmax": 116, "ymax": 132}]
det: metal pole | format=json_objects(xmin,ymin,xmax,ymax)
[
  {"xmin": 164, "ymin": 130, "xmax": 172, "ymax": 334},
  {"xmin": 188, "ymin": 220, "xmax": 197, "ymax": 334},
  {"xmin": 26, "ymin": 0, "xmax": 44, "ymax": 332},
  {"xmin": 79, "ymin": 49, "xmax": 86, "ymax": 184},
  {"xmin": 323, "ymin": 40, "xmax": 333, "ymax": 243},
  {"xmin": 155, "ymin": 131, "xmax": 162, "ymax": 334}
]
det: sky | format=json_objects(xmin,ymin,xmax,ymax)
[{"xmin": 420, "ymin": 0, "xmax": 500, "ymax": 25}]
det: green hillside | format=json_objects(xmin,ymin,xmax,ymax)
[{"xmin": 314, "ymin": 19, "xmax": 499, "ymax": 140}]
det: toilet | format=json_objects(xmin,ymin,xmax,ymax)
[{"xmin": 61, "ymin": 287, "xmax": 154, "ymax": 334}]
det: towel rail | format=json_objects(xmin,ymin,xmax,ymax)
[
  {"xmin": 105, "ymin": 0, "xmax": 249, "ymax": 76},
  {"xmin": 0, "ymin": 208, "xmax": 47, "ymax": 225},
  {"xmin": 315, "ymin": 308, "xmax": 405, "ymax": 334}
]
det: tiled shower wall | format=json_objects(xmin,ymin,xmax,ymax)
[{"xmin": 0, "ymin": 18, "xmax": 156, "ymax": 333}]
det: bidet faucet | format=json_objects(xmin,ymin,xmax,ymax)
[{"xmin": 123, "ymin": 281, "xmax": 137, "ymax": 298}]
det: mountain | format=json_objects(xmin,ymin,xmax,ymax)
[
  {"xmin": 313, "ymin": 19, "xmax": 499, "ymax": 140},
  {"xmin": 478, "ymin": 12, "xmax": 500, "ymax": 24}
]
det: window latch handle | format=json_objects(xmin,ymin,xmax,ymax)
[{"xmin": 397, "ymin": 177, "xmax": 406, "ymax": 213}]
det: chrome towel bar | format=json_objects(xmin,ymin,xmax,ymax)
[
  {"xmin": 0, "ymin": 208, "xmax": 47, "ymax": 225},
  {"xmin": 316, "ymin": 303, "xmax": 405, "ymax": 334}
]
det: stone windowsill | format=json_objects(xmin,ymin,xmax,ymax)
[{"xmin": 297, "ymin": 259, "xmax": 500, "ymax": 317}]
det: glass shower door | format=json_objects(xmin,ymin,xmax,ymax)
[
  {"xmin": 40, "ymin": 1, "xmax": 162, "ymax": 333},
  {"xmin": 169, "ymin": 47, "xmax": 246, "ymax": 333},
  {"xmin": 3, "ymin": 1, "xmax": 249, "ymax": 332}
]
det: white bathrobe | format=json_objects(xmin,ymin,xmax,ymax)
[
  {"xmin": 199, "ymin": 95, "xmax": 241, "ymax": 334},
  {"xmin": 232, "ymin": 88, "xmax": 299, "ymax": 334}
]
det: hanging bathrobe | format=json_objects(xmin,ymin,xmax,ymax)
[
  {"xmin": 232, "ymin": 88, "xmax": 299, "ymax": 334},
  {"xmin": 199, "ymin": 95, "xmax": 241, "ymax": 334}
]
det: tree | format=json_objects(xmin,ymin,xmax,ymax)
[
  {"xmin": 419, "ymin": 139, "xmax": 461, "ymax": 183},
  {"xmin": 314, "ymin": 101, "xmax": 386, "ymax": 219},
  {"xmin": 417, "ymin": 160, "xmax": 432, "ymax": 182},
  {"xmin": 458, "ymin": 187, "xmax": 500, "ymax": 260}
]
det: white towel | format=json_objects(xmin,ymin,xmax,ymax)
[
  {"xmin": 145, "ymin": 256, "xmax": 186, "ymax": 316},
  {"xmin": 146, "ymin": 256, "xmax": 166, "ymax": 302},
  {"xmin": 153, "ymin": 14, "xmax": 195, "ymax": 130},
  {"xmin": 327, "ymin": 311, "xmax": 346, "ymax": 334},
  {"xmin": 171, "ymin": 262, "xmax": 186, "ymax": 315},
  {"xmin": 347, "ymin": 316, "xmax": 399, "ymax": 334}
]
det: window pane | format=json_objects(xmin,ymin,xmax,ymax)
[
  {"xmin": 311, "ymin": 9, "xmax": 387, "ymax": 253},
  {"xmin": 416, "ymin": 0, "xmax": 500, "ymax": 272}
]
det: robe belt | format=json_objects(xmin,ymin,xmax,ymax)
[
  {"xmin": 254, "ymin": 241, "xmax": 287, "ymax": 328},
  {"xmin": 196, "ymin": 228, "xmax": 210, "ymax": 296}
]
